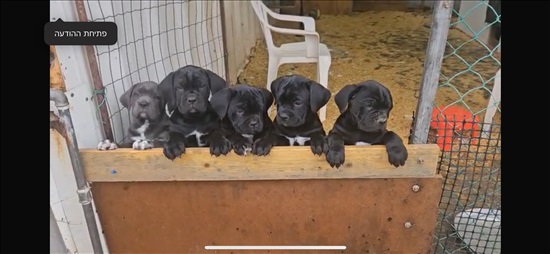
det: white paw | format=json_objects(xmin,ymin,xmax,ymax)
[
  {"xmin": 97, "ymin": 139, "xmax": 118, "ymax": 150},
  {"xmin": 132, "ymin": 140, "xmax": 153, "ymax": 150},
  {"xmin": 243, "ymin": 146, "xmax": 252, "ymax": 156}
]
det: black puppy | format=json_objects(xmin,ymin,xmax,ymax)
[
  {"xmin": 158, "ymin": 65, "xmax": 230, "ymax": 160},
  {"xmin": 325, "ymin": 80, "xmax": 408, "ymax": 168},
  {"xmin": 97, "ymin": 81, "xmax": 169, "ymax": 150},
  {"xmin": 210, "ymin": 84, "xmax": 278, "ymax": 156},
  {"xmin": 271, "ymin": 74, "xmax": 331, "ymax": 156}
]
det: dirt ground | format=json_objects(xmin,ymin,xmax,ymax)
[{"xmin": 238, "ymin": 10, "xmax": 501, "ymax": 141}]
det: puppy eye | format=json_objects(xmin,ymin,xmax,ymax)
[
  {"xmin": 236, "ymin": 109, "xmax": 244, "ymax": 114},
  {"xmin": 133, "ymin": 92, "xmax": 139, "ymax": 97},
  {"xmin": 294, "ymin": 101, "xmax": 302, "ymax": 106},
  {"xmin": 155, "ymin": 95, "xmax": 161, "ymax": 100},
  {"xmin": 176, "ymin": 86, "xmax": 183, "ymax": 92}
]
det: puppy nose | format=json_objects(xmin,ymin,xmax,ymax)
[
  {"xmin": 377, "ymin": 117, "xmax": 387, "ymax": 124},
  {"xmin": 138, "ymin": 100, "xmax": 149, "ymax": 107},
  {"xmin": 249, "ymin": 120, "xmax": 259, "ymax": 128},
  {"xmin": 278, "ymin": 113, "xmax": 289, "ymax": 121},
  {"xmin": 187, "ymin": 96, "xmax": 197, "ymax": 103}
]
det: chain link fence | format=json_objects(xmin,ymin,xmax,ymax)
[
  {"xmin": 83, "ymin": 0, "xmax": 225, "ymax": 144},
  {"xmin": 411, "ymin": 1, "xmax": 501, "ymax": 253}
]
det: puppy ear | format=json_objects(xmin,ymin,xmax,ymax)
[
  {"xmin": 385, "ymin": 86, "xmax": 394, "ymax": 113},
  {"xmin": 334, "ymin": 84, "xmax": 358, "ymax": 113},
  {"xmin": 308, "ymin": 81, "xmax": 331, "ymax": 113},
  {"xmin": 210, "ymin": 88, "xmax": 233, "ymax": 119},
  {"xmin": 119, "ymin": 86, "xmax": 133, "ymax": 108},
  {"xmin": 259, "ymin": 87, "xmax": 274, "ymax": 110},
  {"xmin": 269, "ymin": 76, "xmax": 286, "ymax": 104},
  {"xmin": 158, "ymin": 72, "xmax": 176, "ymax": 113},
  {"xmin": 203, "ymin": 69, "xmax": 228, "ymax": 96}
]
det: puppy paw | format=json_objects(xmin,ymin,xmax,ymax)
[
  {"xmin": 132, "ymin": 140, "xmax": 153, "ymax": 150},
  {"xmin": 210, "ymin": 137, "xmax": 231, "ymax": 157},
  {"xmin": 310, "ymin": 136, "xmax": 326, "ymax": 156},
  {"xmin": 386, "ymin": 144, "xmax": 408, "ymax": 167},
  {"xmin": 326, "ymin": 149, "xmax": 345, "ymax": 169},
  {"xmin": 252, "ymin": 138, "xmax": 274, "ymax": 156},
  {"xmin": 163, "ymin": 140, "xmax": 186, "ymax": 160},
  {"xmin": 233, "ymin": 143, "xmax": 251, "ymax": 156},
  {"xmin": 97, "ymin": 139, "xmax": 118, "ymax": 151},
  {"xmin": 230, "ymin": 137, "xmax": 251, "ymax": 156},
  {"xmin": 243, "ymin": 146, "xmax": 253, "ymax": 156},
  {"xmin": 325, "ymin": 134, "xmax": 345, "ymax": 168}
]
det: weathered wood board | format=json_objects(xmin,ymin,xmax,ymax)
[
  {"xmin": 82, "ymin": 144, "xmax": 442, "ymax": 253},
  {"xmin": 80, "ymin": 144, "xmax": 440, "ymax": 182},
  {"xmin": 91, "ymin": 177, "xmax": 442, "ymax": 254}
]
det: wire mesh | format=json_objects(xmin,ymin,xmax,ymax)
[
  {"xmin": 436, "ymin": 0, "xmax": 501, "ymax": 117},
  {"xmin": 411, "ymin": 1, "xmax": 501, "ymax": 253},
  {"xmin": 84, "ymin": 0, "xmax": 226, "ymax": 144},
  {"xmin": 426, "ymin": 115, "xmax": 501, "ymax": 254}
]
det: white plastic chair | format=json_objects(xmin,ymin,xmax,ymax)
[{"xmin": 250, "ymin": 0, "xmax": 332, "ymax": 122}]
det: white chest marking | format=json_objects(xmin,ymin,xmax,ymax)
[
  {"xmin": 165, "ymin": 104, "xmax": 174, "ymax": 118},
  {"xmin": 355, "ymin": 142, "xmax": 372, "ymax": 146},
  {"xmin": 208, "ymin": 92, "xmax": 213, "ymax": 101},
  {"xmin": 131, "ymin": 120, "xmax": 150, "ymax": 141},
  {"xmin": 186, "ymin": 130, "xmax": 206, "ymax": 147},
  {"xmin": 241, "ymin": 134, "xmax": 254, "ymax": 143},
  {"xmin": 284, "ymin": 135, "xmax": 311, "ymax": 146}
]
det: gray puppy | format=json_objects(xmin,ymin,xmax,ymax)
[{"xmin": 97, "ymin": 81, "xmax": 169, "ymax": 150}]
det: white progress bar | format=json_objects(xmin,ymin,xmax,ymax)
[{"xmin": 205, "ymin": 246, "xmax": 347, "ymax": 250}]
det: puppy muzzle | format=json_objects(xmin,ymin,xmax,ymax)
[
  {"xmin": 277, "ymin": 111, "xmax": 302, "ymax": 127},
  {"xmin": 133, "ymin": 98, "xmax": 157, "ymax": 120},
  {"xmin": 357, "ymin": 115, "xmax": 387, "ymax": 132},
  {"xmin": 178, "ymin": 93, "xmax": 207, "ymax": 114},
  {"xmin": 236, "ymin": 116, "xmax": 263, "ymax": 135},
  {"xmin": 138, "ymin": 112, "xmax": 149, "ymax": 119}
]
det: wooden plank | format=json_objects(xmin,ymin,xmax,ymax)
[
  {"xmin": 241, "ymin": 1, "xmax": 251, "ymax": 60},
  {"xmin": 411, "ymin": 1, "xmax": 453, "ymax": 144},
  {"xmin": 91, "ymin": 177, "xmax": 443, "ymax": 253},
  {"xmin": 80, "ymin": 144, "xmax": 440, "ymax": 182},
  {"xmin": 223, "ymin": 2, "xmax": 237, "ymax": 84},
  {"xmin": 196, "ymin": 1, "xmax": 207, "ymax": 67},
  {"xmin": 232, "ymin": 2, "xmax": 245, "ymax": 74},
  {"xmin": 222, "ymin": 1, "xmax": 263, "ymax": 84},
  {"xmin": 50, "ymin": 46, "xmax": 66, "ymax": 92},
  {"xmin": 213, "ymin": 1, "xmax": 225, "ymax": 77},
  {"xmin": 248, "ymin": 3, "xmax": 259, "ymax": 54},
  {"xmin": 205, "ymin": 1, "xmax": 214, "ymax": 70},
  {"xmin": 253, "ymin": 4, "xmax": 263, "ymax": 40},
  {"xmin": 188, "ymin": 0, "xmax": 201, "ymax": 67},
  {"xmin": 204, "ymin": 1, "xmax": 216, "ymax": 70}
]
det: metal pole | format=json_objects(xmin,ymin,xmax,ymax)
[
  {"xmin": 50, "ymin": 89, "xmax": 104, "ymax": 254},
  {"xmin": 410, "ymin": 0, "xmax": 453, "ymax": 144},
  {"xmin": 50, "ymin": 205, "xmax": 70, "ymax": 254}
]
